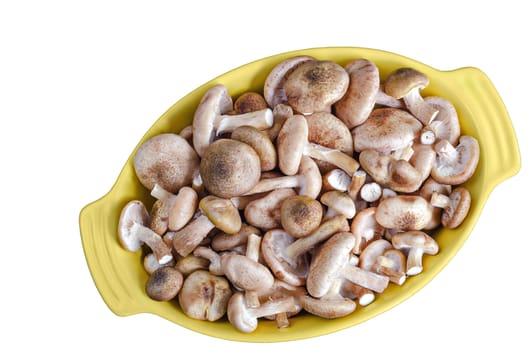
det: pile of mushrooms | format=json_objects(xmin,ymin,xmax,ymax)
[{"xmin": 117, "ymin": 56, "xmax": 479, "ymax": 333}]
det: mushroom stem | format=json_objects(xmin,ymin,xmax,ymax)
[
  {"xmin": 404, "ymin": 88, "xmax": 439, "ymax": 125},
  {"xmin": 250, "ymin": 296, "xmax": 297, "ymax": 319},
  {"xmin": 245, "ymin": 233, "xmax": 263, "ymax": 308},
  {"xmin": 340, "ymin": 264, "xmax": 390, "ymax": 293},
  {"xmin": 360, "ymin": 182, "xmax": 382, "ymax": 202},
  {"xmin": 342, "ymin": 281, "xmax": 375, "ymax": 306},
  {"xmin": 215, "ymin": 108, "xmax": 274, "ymax": 136},
  {"xmin": 193, "ymin": 246, "xmax": 223, "ymax": 275},
  {"xmin": 406, "ymin": 247, "xmax": 425, "ymax": 276},
  {"xmin": 434, "ymin": 139, "xmax": 458, "ymax": 161},
  {"xmin": 373, "ymin": 255, "xmax": 406, "ymax": 285},
  {"xmin": 131, "ymin": 222, "xmax": 173, "ymax": 264},
  {"xmin": 304, "ymin": 143, "xmax": 360, "ymax": 176},
  {"xmin": 348, "ymin": 170, "xmax": 367, "ymax": 200},
  {"xmin": 420, "ymin": 126, "xmax": 436, "ymax": 145},
  {"xmin": 376, "ymin": 89, "xmax": 405, "ymax": 108},
  {"xmin": 171, "ymin": 214, "xmax": 215, "ymax": 257},
  {"xmin": 430, "ymin": 192, "xmax": 451, "ymax": 209}
]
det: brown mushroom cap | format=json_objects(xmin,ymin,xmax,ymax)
[
  {"xmin": 200, "ymin": 195, "xmax": 242, "ymax": 234},
  {"xmin": 431, "ymin": 186, "xmax": 472, "ymax": 229},
  {"xmin": 178, "ymin": 270, "xmax": 232, "ymax": 321},
  {"xmin": 220, "ymin": 254, "xmax": 274, "ymax": 292},
  {"xmin": 431, "ymin": 136, "xmax": 480, "ymax": 185},
  {"xmin": 234, "ymin": 92, "xmax": 268, "ymax": 114},
  {"xmin": 145, "ymin": 266, "xmax": 183, "ymax": 301},
  {"xmin": 384, "ymin": 67, "xmax": 429, "ymax": 99},
  {"xmin": 391, "ymin": 231, "xmax": 439, "ymax": 276},
  {"xmin": 352, "ymin": 108, "xmax": 422, "ymax": 153},
  {"xmin": 200, "ymin": 138, "xmax": 261, "ymax": 198},
  {"xmin": 231, "ymin": 125, "xmax": 277, "ymax": 172},
  {"xmin": 376, "ymin": 195, "xmax": 433, "ymax": 231},
  {"xmin": 280, "ymin": 195, "xmax": 324, "ymax": 238},
  {"xmin": 244, "ymin": 188, "xmax": 296, "ymax": 230},
  {"xmin": 133, "ymin": 133, "xmax": 200, "ymax": 193},
  {"xmin": 277, "ymin": 114, "xmax": 308, "ymax": 176},
  {"xmin": 285, "ymin": 60, "xmax": 349, "ymax": 115},
  {"xmin": 334, "ymin": 58, "xmax": 380, "ymax": 128}
]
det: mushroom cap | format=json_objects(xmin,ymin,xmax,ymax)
[
  {"xmin": 300, "ymin": 294, "xmax": 357, "ymax": 319},
  {"xmin": 280, "ymin": 195, "xmax": 324, "ymax": 238},
  {"xmin": 389, "ymin": 159, "xmax": 423, "ymax": 193},
  {"xmin": 424, "ymin": 96, "xmax": 460, "ymax": 145},
  {"xmin": 199, "ymin": 195, "xmax": 242, "ymax": 234},
  {"xmin": 133, "ymin": 133, "xmax": 200, "ymax": 193},
  {"xmin": 391, "ymin": 230, "xmax": 439, "ymax": 255},
  {"xmin": 231, "ymin": 125, "xmax": 277, "ymax": 172},
  {"xmin": 320, "ymin": 190, "xmax": 356, "ymax": 219},
  {"xmin": 234, "ymin": 92, "xmax": 268, "ymax": 114},
  {"xmin": 384, "ymin": 67, "xmax": 430, "ymax": 99},
  {"xmin": 178, "ymin": 270, "xmax": 232, "ymax": 321},
  {"xmin": 358, "ymin": 149, "xmax": 392, "ymax": 185},
  {"xmin": 307, "ymin": 232, "xmax": 356, "ymax": 298},
  {"xmin": 211, "ymin": 223, "xmax": 260, "ymax": 252},
  {"xmin": 192, "ymin": 84, "xmax": 233, "ymax": 157},
  {"xmin": 350, "ymin": 207, "xmax": 385, "ymax": 254},
  {"xmin": 441, "ymin": 187, "xmax": 472, "ymax": 228},
  {"xmin": 145, "ymin": 266, "xmax": 183, "ymax": 301},
  {"xmin": 168, "ymin": 186, "xmax": 198, "ymax": 231},
  {"xmin": 431, "ymin": 136, "xmax": 480, "ymax": 185},
  {"xmin": 264, "ymin": 55, "xmax": 315, "ymax": 108},
  {"xmin": 285, "ymin": 60, "xmax": 349, "ymax": 114},
  {"xmin": 277, "ymin": 114, "xmax": 308, "ymax": 176},
  {"xmin": 352, "ymin": 108, "xmax": 422, "ymax": 153},
  {"xmin": 200, "ymin": 138, "xmax": 261, "ymax": 198},
  {"xmin": 227, "ymin": 292, "xmax": 259, "ymax": 333},
  {"xmin": 358, "ymin": 239, "xmax": 392, "ymax": 272},
  {"xmin": 118, "ymin": 200, "xmax": 149, "ymax": 252},
  {"xmin": 220, "ymin": 254, "xmax": 274, "ymax": 292},
  {"xmin": 334, "ymin": 58, "xmax": 380, "ymax": 128},
  {"xmin": 245, "ymin": 188, "xmax": 296, "ymax": 230},
  {"xmin": 261, "ymin": 229, "xmax": 310, "ymax": 286},
  {"xmin": 297, "ymin": 155, "xmax": 323, "ymax": 199},
  {"xmin": 376, "ymin": 195, "xmax": 433, "ymax": 231},
  {"xmin": 149, "ymin": 199, "xmax": 170, "ymax": 235}
]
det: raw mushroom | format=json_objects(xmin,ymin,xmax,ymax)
[
  {"xmin": 243, "ymin": 155, "xmax": 322, "ymax": 199},
  {"xmin": 192, "ymin": 84, "xmax": 273, "ymax": 157},
  {"xmin": 320, "ymin": 190, "xmax": 356, "ymax": 220},
  {"xmin": 300, "ymin": 278, "xmax": 357, "ymax": 319},
  {"xmin": 174, "ymin": 255, "xmax": 209, "ymax": 277},
  {"xmin": 231, "ymin": 125, "xmax": 277, "ymax": 172},
  {"xmin": 280, "ymin": 195, "xmax": 324, "ymax": 238},
  {"xmin": 233, "ymin": 92, "xmax": 268, "ymax": 114},
  {"xmin": 375, "ymin": 84, "xmax": 405, "ymax": 108},
  {"xmin": 420, "ymin": 96, "xmax": 461, "ymax": 145},
  {"xmin": 170, "ymin": 195, "xmax": 242, "ymax": 257},
  {"xmin": 118, "ymin": 200, "xmax": 173, "ymax": 264},
  {"xmin": 431, "ymin": 136, "xmax": 480, "ymax": 185},
  {"xmin": 150, "ymin": 184, "xmax": 198, "ymax": 232},
  {"xmin": 430, "ymin": 186, "xmax": 471, "ymax": 229},
  {"xmin": 419, "ymin": 177, "xmax": 452, "ymax": 230},
  {"xmin": 384, "ymin": 67, "xmax": 439, "ymax": 125},
  {"xmin": 350, "ymin": 207, "xmax": 385, "ymax": 255},
  {"xmin": 322, "ymin": 168, "xmax": 351, "ymax": 193},
  {"xmin": 334, "ymin": 58, "xmax": 380, "ymax": 128},
  {"xmin": 285, "ymin": 59, "xmax": 349, "ymax": 115},
  {"xmin": 227, "ymin": 292, "xmax": 298, "ymax": 333},
  {"xmin": 145, "ymin": 266, "xmax": 183, "ymax": 301},
  {"xmin": 133, "ymin": 133, "xmax": 200, "ymax": 193},
  {"xmin": 277, "ymin": 114, "xmax": 359, "ymax": 176},
  {"xmin": 178, "ymin": 270, "xmax": 232, "ymax": 321},
  {"xmin": 391, "ymin": 231, "xmax": 439, "ymax": 276},
  {"xmin": 264, "ymin": 55, "xmax": 315, "ymax": 108},
  {"xmin": 244, "ymin": 188, "xmax": 297, "ymax": 231},
  {"xmin": 359, "ymin": 240, "xmax": 405, "ymax": 285},
  {"xmin": 143, "ymin": 253, "xmax": 174, "ymax": 275},
  {"xmin": 257, "ymin": 280, "xmax": 306, "ymax": 327},
  {"xmin": 307, "ymin": 232, "xmax": 390, "ymax": 297},
  {"xmin": 261, "ymin": 215, "xmax": 349, "ymax": 286},
  {"xmin": 352, "ymin": 108, "xmax": 422, "ymax": 153},
  {"xmin": 372, "ymin": 249, "xmax": 407, "ymax": 285},
  {"xmin": 265, "ymin": 103, "xmax": 294, "ymax": 141},
  {"xmin": 375, "ymin": 195, "xmax": 433, "ymax": 231},
  {"xmin": 199, "ymin": 138, "xmax": 261, "ymax": 198},
  {"xmin": 211, "ymin": 224, "xmax": 261, "ymax": 252}
]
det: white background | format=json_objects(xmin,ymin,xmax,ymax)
[{"xmin": 1, "ymin": 1, "xmax": 526, "ymax": 349}]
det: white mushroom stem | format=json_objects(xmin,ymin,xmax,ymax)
[
  {"xmin": 215, "ymin": 108, "xmax": 274, "ymax": 136},
  {"xmin": 171, "ymin": 214, "xmax": 215, "ymax": 257},
  {"xmin": 360, "ymin": 182, "xmax": 382, "ymax": 202},
  {"xmin": 404, "ymin": 88, "xmax": 439, "ymax": 125},
  {"xmin": 406, "ymin": 247, "xmax": 426, "ymax": 276},
  {"xmin": 348, "ymin": 170, "xmax": 367, "ymax": 200},
  {"xmin": 340, "ymin": 264, "xmax": 390, "ymax": 293},
  {"xmin": 372, "ymin": 255, "xmax": 406, "ymax": 285},
  {"xmin": 304, "ymin": 143, "xmax": 360, "ymax": 176},
  {"xmin": 245, "ymin": 234, "xmax": 262, "ymax": 307},
  {"xmin": 420, "ymin": 126, "xmax": 436, "ymax": 145},
  {"xmin": 247, "ymin": 296, "xmax": 297, "ymax": 321},
  {"xmin": 193, "ymin": 246, "xmax": 223, "ymax": 275},
  {"xmin": 430, "ymin": 191, "xmax": 451, "ymax": 209},
  {"xmin": 130, "ymin": 222, "xmax": 173, "ymax": 264},
  {"xmin": 342, "ymin": 281, "xmax": 375, "ymax": 306},
  {"xmin": 435, "ymin": 139, "xmax": 458, "ymax": 161},
  {"xmin": 390, "ymin": 144, "xmax": 415, "ymax": 161}
]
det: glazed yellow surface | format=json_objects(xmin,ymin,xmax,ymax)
[{"xmin": 79, "ymin": 47, "xmax": 520, "ymax": 342}]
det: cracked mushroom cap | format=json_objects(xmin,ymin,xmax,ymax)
[
  {"xmin": 352, "ymin": 108, "xmax": 422, "ymax": 153},
  {"xmin": 376, "ymin": 195, "xmax": 433, "ymax": 231},
  {"xmin": 431, "ymin": 136, "xmax": 480, "ymax": 185},
  {"xmin": 200, "ymin": 138, "xmax": 261, "ymax": 198},
  {"xmin": 334, "ymin": 58, "xmax": 380, "ymax": 128},
  {"xmin": 285, "ymin": 60, "xmax": 349, "ymax": 115},
  {"xmin": 133, "ymin": 133, "xmax": 200, "ymax": 193}
]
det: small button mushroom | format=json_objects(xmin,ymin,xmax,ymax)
[
  {"xmin": 280, "ymin": 195, "xmax": 324, "ymax": 238},
  {"xmin": 384, "ymin": 67, "xmax": 439, "ymax": 125},
  {"xmin": 320, "ymin": 190, "xmax": 356, "ymax": 220},
  {"xmin": 145, "ymin": 266, "xmax": 183, "ymax": 301},
  {"xmin": 261, "ymin": 215, "xmax": 349, "ymax": 286},
  {"xmin": 227, "ymin": 292, "xmax": 298, "ymax": 333},
  {"xmin": 431, "ymin": 136, "xmax": 480, "ymax": 185},
  {"xmin": 421, "ymin": 96, "xmax": 461, "ymax": 145},
  {"xmin": 278, "ymin": 114, "xmax": 359, "ymax": 177},
  {"xmin": 117, "ymin": 200, "xmax": 173, "ymax": 264},
  {"xmin": 372, "ymin": 249, "xmax": 407, "ymax": 285},
  {"xmin": 231, "ymin": 125, "xmax": 277, "ymax": 172},
  {"xmin": 244, "ymin": 155, "xmax": 322, "ymax": 199},
  {"xmin": 200, "ymin": 138, "xmax": 261, "ymax": 198},
  {"xmin": 375, "ymin": 195, "xmax": 433, "ymax": 231},
  {"xmin": 244, "ymin": 188, "xmax": 297, "ymax": 230},
  {"xmin": 300, "ymin": 278, "xmax": 357, "ymax": 319},
  {"xmin": 334, "ymin": 58, "xmax": 380, "ymax": 128},
  {"xmin": 352, "ymin": 108, "xmax": 422, "ymax": 153},
  {"xmin": 264, "ymin": 55, "xmax": 316, "ymax": 108},
  {"xmin": 233, "ymin": 92, "xmax": 268, "ymax": 114},
  {"xmin": 170, "ymin": 195, "xmax": 242, "ymax": 257},
  {"xmin": 133, "ymin": 133, "xmax": 200, "ymax": 193},
  {"xmin": 192, "ymin": 84, "xmax": 273, "ymax": 157},
  {"xmin": 430, "ymin": 186, "xmax": 472, "ymax": 229},
  {"xmin": 150, "ymin": 184, "xmax": 198, "ymax": 232},
  {"xmin": 391, "ymin": 231, "xmax": 439, "ymax": 276},
  {"xmin": 178, "ymin": 270, "xmax": 232, "ymax": 322},
  {"xmin": 350, "ymin": 207, "xmax": 385, "ymax": 255},
  {"xmin": 307, "ymin": 232, "xmax": 390, "ymax": 296}
]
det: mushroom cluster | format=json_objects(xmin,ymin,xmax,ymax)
[{"xmin": 117, "ymin": 56, "xmax": 479, "ymax": 333}]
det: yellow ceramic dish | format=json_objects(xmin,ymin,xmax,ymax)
[{"xmin": 79, "ymin": 47, "xmax": 520, "ymax": 342}]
